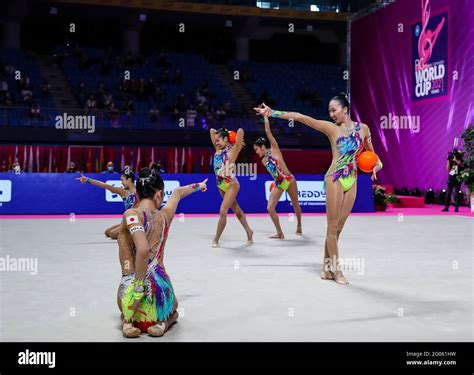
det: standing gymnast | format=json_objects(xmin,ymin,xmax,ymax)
[
  {"xmin": 254, "ymin": 93, "xmax": 383, "ymax": 284},
  {"xmin": 253, "ymin": 116, "xmax": 302, "ymax": 238},
  {"xmin": 118, "ymin": 168, "xmax": 208, "ymax": 338},
  {"xmin": 77, "ymin": 168, "xmax": 137, "ymax": 239},
  {"xmin": 210, "ymin": 127, "xmax": 253, "ymax": 248}
]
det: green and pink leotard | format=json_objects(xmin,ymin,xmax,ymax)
[
  {"xmin": 213, "ymin": 145, "xmax": 238, "ymax": 192},
  {"xmin": 270, "ymin": 110, "xmax": 364, "ymax": 193},
  {"xmin": 325, "ymin": 122, "xmax": 364, "ymax": 192},
  {"xmin": 120, "ymin": 208, "xmax": 175, "ymax": 332},
  {"xmin": 264, "ymin": 150, "xmax": 294, "ymax": 191}
]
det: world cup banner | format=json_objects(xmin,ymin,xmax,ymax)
[{"xmin": 412, "ymin": 0, "xmax": 448, "ymax": 101}]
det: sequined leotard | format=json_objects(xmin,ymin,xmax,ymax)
[
  {"xmin": 119, "ymin": 208, "xmax": 175, "ymax": 331},
  {"xmin": 269, "ymin": 109, "xmax": 365, "ymax": 193},
  {"xmin": 123, "ymin": 191, "xmax": 138, "ymax": 209},
  {"xmin": 213, "ymin": 144, "xmax": 238, "ymax": 192},
  {"xmin": 264, "ymin": 150, "xmax": 293, "ymax": 191},
  {"xmin": 325, "ymin": 122, "xmax": 364, "ymax": 192}
]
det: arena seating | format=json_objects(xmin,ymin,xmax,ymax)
[
  {"xmin": 1, "ymin": 46, "xmax": 347, "ymax": 134},
  {"xmin": 0, "ymin": 48, "xmax": 56, "ymax": 127},
  {"xmin": 231, "ymin": 60, "xmax": 346, "ymax": 115}
]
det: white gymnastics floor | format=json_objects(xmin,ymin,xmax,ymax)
[{"xmin": 0, "ymin": 213, "xmax": 472, "ymax": 342}]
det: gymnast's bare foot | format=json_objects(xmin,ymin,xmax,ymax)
[
  {"xmin": 167, "ymin": 311, "xmax": 179, "ymax": 329},
  {"xmin": 295, "ymin": 226, "xmax": 302, "ymax": 235},
  {"xmin": 269, "ymin": 233, "xmax": 284, "ymax": 239},
  {"xmin": 147, "ymin": 311, "xmax": 179, "ymax": 337},
  {"xmin": 122, "ymin": 322, "xmax": 141, "ymax": 338},
  {"xmin": 105, "ymin": 229, "xmax": 119, "ymax": 240},
  {"xmin": 334, "ymin": 271, "xmax": 349, "ymax": 285},
  {"xmin": 320, "ymin": 270, "xmax": 335, "ymax": 280},
  {"xmin": 147, "ymin": 322, "xmax": 166, "ymax": 337},
  {"xmin": 246, "ymin": 229, "xmax": 254, "ymax": 244}
]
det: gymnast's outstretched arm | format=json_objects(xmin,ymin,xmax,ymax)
[
  {"xmin": 161, "ymin": 179, "xmax": 208, "ymax": 224},
  {"xmin": 76, "ymin": 174, "xmax": 125, "ymax": 197},
  {"xmin": 254, "ymin": 103, "xmax": 335, "ymax": 137}
]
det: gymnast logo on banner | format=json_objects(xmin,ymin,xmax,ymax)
[{"xmin": 412, "ymin": 0, "xmax": 448, "ymax": 101}]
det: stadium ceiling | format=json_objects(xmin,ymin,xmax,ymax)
[{"xmin": 51, "ymin": 0, "xmax": 354, "ymax": 21}]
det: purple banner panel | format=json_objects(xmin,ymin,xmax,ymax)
[{"xmin": 351, "ymin": 0, "xmax": 474, "ymax": 190}]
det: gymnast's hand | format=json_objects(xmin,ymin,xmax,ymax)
[
  {"xmin": 128, "ymin": 299, "xmax": 146, "ymax": 320},
  {"xmin": 76, "ymin": 174, "xmax": 88, "ymax": 183},
  {"xmin": 371, "ymin": 169, "xmax": 378, "ymax": 181},
  {"xmin": 198, "ymin": 178, "xmax": 208, "ymax": 192},
  {"xmin": 253, "ymin": 103, "xmax": 272, "ymax": 117}
]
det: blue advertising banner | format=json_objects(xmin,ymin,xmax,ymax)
[{"xmin": 0, "ymin": 173, "xmax": 375, "ymax": 214}]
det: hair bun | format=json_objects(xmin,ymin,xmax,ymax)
[
  {"xmin": 138, "ymin": 167, "xmax": 154, "ymax": 185},
  {"xmin": 331, "ymin": 92, "xmax": 350, "ymax": 110},
  {"xmin": 254, "ymin": 136, "xmax": 269, "ymax": 148},
  {"xmin": 136, "ymin": 167, "xmax": 164, "ymax": 199}
]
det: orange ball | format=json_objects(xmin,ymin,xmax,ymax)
[
  {"xmin": 228, "ymin": 131, "xmax": 237, "ymax": 144},
  {"xmin": 357, "ymin": 151, "xmax": 379, "ymax": 173},
  {"xmin": 270, "ymin": 182, "xmax": 275, "ymax": 191}
]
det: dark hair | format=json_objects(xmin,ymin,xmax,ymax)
[
  {"xmin": 216, "ymin": 127, "xmax": 229, "ymax": 141},
  {"xmin": 331, "ymin": 92, "xmax": 350, "ymax": 111},
  {"xmin": 254, "ymin": 136, "xmax": 269, "ymax": 148},
  {"xmin": 121, "ymin": 167, "xmax": 135, "ymax": 183},
  {"xmin": 149, "ymin": 161, "xmax": 162, "ymax": 172},
  {"xmin": 135, "ymin": 167, "xmax": 164, "ymax": 200}
]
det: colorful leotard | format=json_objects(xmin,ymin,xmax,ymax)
[
  {"xmin": 269, "ymin": 110, "xmax": 366, "ymax": 193},
  {"xmin": 213, "ymin": 145, "xmax": 237, "ymax": 192},
  {"xmin": 120, "ymin": 208, "xmax": 175, "ymax": 330},
  {"xmin": 325, "ymin": 122, "xmax": 364, "ymax": 192},
  {"xmin": 264, "ymin": 150, "xmax": 293, "ymax": 191},
  {"xmin": 123, "ymin": 191, "xmax": 138, "ymax": 210}
]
